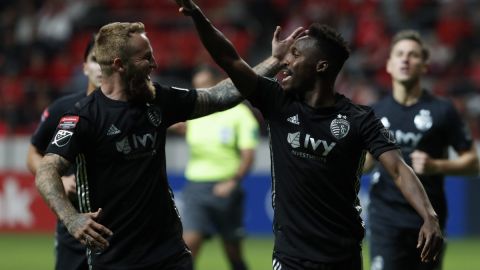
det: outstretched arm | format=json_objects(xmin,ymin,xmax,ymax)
[
  {"xmin": 378, "ymin": 149, "xmax": 443, "ymax": 262},
  {"xmin": 175, "ymin": 0, "xmax": 304, "ymax": 118}
]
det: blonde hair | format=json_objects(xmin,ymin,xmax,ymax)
[
  {"xmin": 391, "ymin": 30, "xmax": 429, "ymax": 61},
  {"xmin": 95, "ymin": 22, "xmax": 145, "ymax": 75}
]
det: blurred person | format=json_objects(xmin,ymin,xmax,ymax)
[
  {"xmin": 34, "ymin": 21, "xmax": 301, "ymax": 270},
  {"xmin": 363, "ymin": 30, "xmax": 479, "ymax": 270},
  {"xmin": 174, "ymin": 1, "xmax": 443, "ymax": 269},
  {"xmin": 179, "ymin": 65, "xmax": 259, "ymax": 270},
  {"xmin": 26, "ymin": 35, "xmax": 100, "ymax": 270}
]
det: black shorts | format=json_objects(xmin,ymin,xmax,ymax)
[
  {"xmin": 369, "ymin": 223, "xmax": 445, "ymax": 270},
  {"xmin": 272, "ymin": 251, "xmax": 362, "ymax": 270},
  {"xmin": 55, "ymin": 221, "xmax": 88, "ymax": 270},
  {"xmin": 180, "ymin": 181, "xmax": 245, "ymax": 241}
]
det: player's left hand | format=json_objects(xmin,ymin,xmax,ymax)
[
  {"xmin": 410, "ymin": 150, "xmax": 439, "ymax": 175},
  {"xmin": 213, "ymin": 179, "xmax": 237, "ymax": 197},
  {"xmin": 417, "ymin": 216, "xmax": 443, "ymax": 262},
  {"xmin": 271, "ymin": 26, "xmax": 305, "ymax": 61}
]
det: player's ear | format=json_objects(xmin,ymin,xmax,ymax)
[
  {"xmin": 316, "ymin": 60, "xmax": 328, "ymax": 73},
  {"xmin": 112, "ymin": 58, "xmax": 124, "ymax": 73},
  {"xmin": 386, "ymin": 57, "xmax": 393, "ymax": 75}
]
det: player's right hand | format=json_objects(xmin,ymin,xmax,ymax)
[
  {"xmin": 417, "ymin": 216, "xmax": 443, "ymax": 262},
  {"xmin": 64, "ymin": 208, "xmax": 113, "ymax": 252}
]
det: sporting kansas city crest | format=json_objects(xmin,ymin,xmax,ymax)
[
  {"xmin": 330, "ymin": 114, "xmax": 350, "ymax": 139},
  {"xmin": 414, "ymin": 109, "xmax": 432, "ymax": 131}
]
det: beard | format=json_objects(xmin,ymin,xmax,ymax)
[{"xmin": 124, "ymin": 68, "xmax": 156, "ymax": 104}]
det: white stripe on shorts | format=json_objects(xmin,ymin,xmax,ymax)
[{"xmin": 272, "ymin": 258, "xmax": 282, "ymax": 270}]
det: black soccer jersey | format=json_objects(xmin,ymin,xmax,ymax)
[
  {"xmin": 46, "ymin": 83, "xmax": 196, "ymax": 269},
  {"xmin": 31, "ymin": 91, "xmax": 86, "ymax": 153},
  {"xmin": 369, "ymin": 91, "xmax": 472, "ymax": 229},
  {"xmin": 249, "ymin": 76, "xmax": 398, "ymax": 262}
]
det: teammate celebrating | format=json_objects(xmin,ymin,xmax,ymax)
[
  {"xmin": 34, "ymin": 22, "xmax": 303, "ymax": 269},
  {"xmin": 364, "ymin": 30, "xmax": 479, "ymax": 270},
  {"xmin": 174, "ymin": 1, "xmax": 443, "ymax": 269}
]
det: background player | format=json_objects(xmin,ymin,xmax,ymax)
[
  {"xmin": 26, "ymin": 35, "xmax": 100, "ymax": 270},
  {"xmin": 363, "ymin": 30, "xmax": 479, "ymax": 270},
  {"xmin": 176, "ymin": 65, "xmax": 259, "ymax": 270}
]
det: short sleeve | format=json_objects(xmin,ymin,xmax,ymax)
[
  {"xmin": 45, "ymin": 115, "xmax": 87, "ymax": 162},
  {"xmin": 31, "ymin": 107, "xmax": 58, "ymax": 152},
  {"xmin": 154, "ymin": 84, "xmax": 197, "ymax": 126},
  {"xmin": 360, "ymin": 109, "xmax": 399, "ymax": 159},
  {"xmin": 248, "ymin": 76, "xmax": 285, "ymax": 119},
  {"xmin": 236, "ymin": 104, "xmax": 259, "ymax": 150}
]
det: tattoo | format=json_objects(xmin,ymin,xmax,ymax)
[
  {"xmin": 253, "ymin": 57, "xmax": 282, "ymax": 78},
  {"xmin": 35, "ymin": 154, "xmax": 76, "ymax": 224},
  {"xmin": 191, "ymin": 57, "xmax": 281, "ymax": 119},
  {"xmin": 191, "ymin": 79, "xmax": 243, "ymax": 118}
]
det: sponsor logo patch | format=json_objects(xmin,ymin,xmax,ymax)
[
  {"xmin": 52, "ymin": 130, "xmax": 73, "ymax": 147},
  {"xmin": 58, "ymin": 116, "xmax": 79, "ymax": 130}
]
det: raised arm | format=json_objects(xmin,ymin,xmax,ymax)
[
  {"xmin": 378, "ymin": 149, "xmax": 443, "ymax": 262},
  {"xmin": 35, "ymin": 153, "xmax": 112, "ymax": 251},
  {"xmin": 175, "ymin": 0, "xmax": 304, "ymax": 118}
]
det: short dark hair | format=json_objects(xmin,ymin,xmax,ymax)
[
  {"xmin": 307, "ymin": 23, "xmax": 350, "ymax": 76},
  {"xmin": 83, "ymin": 34, "xmax": 96, "ymax": 62},
  {"xmin": 391, "ymin": 30, "xmax": 429, "ymax": 61},
  {"xmin": 192, "ymin": 64, "xmax": 222, "ymax": 80}
]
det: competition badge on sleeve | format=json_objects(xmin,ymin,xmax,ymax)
[{"xmin": 52, "ymin": 116, "xmax": 79, "ymax": 147}]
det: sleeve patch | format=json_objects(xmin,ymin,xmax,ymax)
[
  {"xmin": 52, "ymin": 130, "xmax": 73, "ymax": 147},
  {"xmin": 40, "ymin": 108, "xmax": 50, "ymax": 122},
  {"xmin": 58, "ymin": 116, "xmax": 79, "ymax": 129}
]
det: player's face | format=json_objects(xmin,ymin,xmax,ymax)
[
  {"xmin": 124, "ymin": 33, "xmax": 157, "ymax": 102},
  {"xmin": 83, "ymin": 52, "xmax": 102, "ymax": 88},
  {"xmin": 387, "ymin": 39, "xmax": 427, "ymax": 84},
  {"xmin": 280, "ymin": 37, "xmax": 319, "ymax": 93}
]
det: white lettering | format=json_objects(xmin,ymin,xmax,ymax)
[
  {"xmin": 395, "ymin": 130, "xmax": 422, "ymax": 147},
  {"xmin": 0, "ymin": 178, "xmax": 34, "ymax": 227},
  {"xmin": 321, "ymin": 141, "xmax": 336, "ymax": 156}
]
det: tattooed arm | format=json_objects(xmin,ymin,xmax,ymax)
[
  {"xmin": 176, "ymin": 0, "xmax": 304, "ymax": 119},
  {"xmin": 35, "ymin": 153, "xmax": 76, "ymax": 221},
  {"xmin": 35, "ymin": 153, "xmax": 113, "ymax": 251}
]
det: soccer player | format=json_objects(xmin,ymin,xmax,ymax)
[
  {"xmin": 174, "ymin": 1, "xmax": 443, "ymax": 269},
  {"xmin": 34, "ymin": 22, "xmax": 303, "ymax": 269},
  {"xmin": 180, "ymin": 65, "xmax": 259, "ymax": 270},
  {"xmin": 26, "ymin": 35, "xmax": 100, "ymax": 270},
  {"xmin": 363, "ymin": 30, "xmax": 479, "ymax": 270}
]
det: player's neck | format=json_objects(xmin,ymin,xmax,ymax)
[
  {"xmin": 392, "ymin": 80, "xmax": 423, "ymax": 106},
  {"xmin": 304, "ymin": 81, "xmax": 336, "ymax": 108},
  {"xmin": 100, "ymin": 75, "xmax": 128, "ymax": 101}
]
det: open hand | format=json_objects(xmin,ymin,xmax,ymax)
[{"xmin": 272, "ymin": 26, "xmax": 306, "ymax": 61}]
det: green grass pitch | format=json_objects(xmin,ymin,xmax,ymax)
[{"xmin": 0, "ymin": 234, "xmax": 479, "ymax": 269}]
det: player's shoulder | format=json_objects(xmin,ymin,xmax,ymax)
[
  {"xmin": 48, "ymin": 91, "xmax": 86, "ymax": 113},
  {"xmin": 338, "ymin": 94, "xmax": 375, "ymax": 117}
]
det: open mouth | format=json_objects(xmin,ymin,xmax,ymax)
[{"xmin": 281, "ymin": 69, "xmax": 293, "ymax": 84}]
